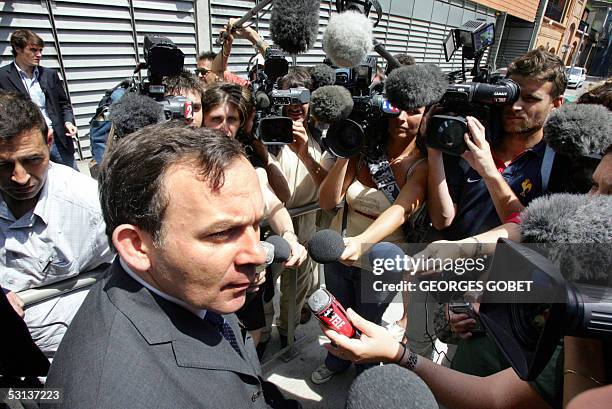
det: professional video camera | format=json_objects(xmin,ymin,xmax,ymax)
[
  {"xmin": 427, "ymin": 21, "xmax": 520, "ymax": 156},
  {"xmin": 325, "ymin": 57, "xmax": 401, "ymax": 158},
  {"xmin": 129, "ymin": 34, "xmax": 193, "ymax": 122},
  {"xmin": 250, "ymin": 46, "xmax": 310, "ymax": 145}
]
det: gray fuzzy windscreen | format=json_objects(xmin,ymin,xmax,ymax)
[
  {"xmin": 310, "ymin": 64, "xmax": 337, "ymax": 90},
  {"xmin": 270, "ymin": 0, "xmax": 320, "ymax": 54},
  {"xmin": 310, "ymin": 85, "xmax": 354, "ymax": 124},
  {"xmin": 520, "ymin": 193, "xmax": 612, "ymax": 282},
  {"xmin": 322, "ymin": 11, "xmax": 373, "ymax": 68},
  {"xmin": 109, "ymin": 92, "xmax": 162, "ymax": 138},
  {"xmin": 385, "ymin": 64, "xmax": 448, "ymax": 111},
  {"xmin": 544, "ymin": 103, "xmax": 612, "ymax": 157}
]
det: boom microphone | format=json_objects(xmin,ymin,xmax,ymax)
[
  {"xmin": 323, "ymin": 11, "xmax": 373, "ymax": 68},
  {"xmin": 307, "ymin": 229, "xmax": 345, "ymax": 264},
  {"xmin": 385, "ymin": 64, "xmax": 448, "ymax": 111},
  {"xmin": 346, "ymin": 364, "xmax": 438, "ymax": 409},
  {"xmin": 270, "ymin": 0, "xmax": 320, "ymax": 54},
  {"xmin": 544, "ymin": 103, "xmax": 612, "ymax": 158},
  {"xmin": 310, "ymin": 64, "xmax": 337, "ymax": 90},
  {"xmin": 109, "ymin": 92, "xmax": 163, "ymax": 139},
  {"xmin": 310, "ymin": 85, "xmax": 354, "ymax": 124}
]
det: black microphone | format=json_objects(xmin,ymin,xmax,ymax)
[
  {"xmin": 346, "ymin": 364, "xmax": 438, "ymax": 409},
  {"xmin": 310, "ymin": 85, "xmax": 354, "ymax": 125},
  {"xmin": 310, "ymin": 64, "xmax": 337, "ymax": 90},
  {"xmin": 307, "ymin": 229, "xmax": 345, "ymax": 264},
  {"xmin": 109, "ymin": 92, "xmax": 163, "ymax": 139},
  {"xmin": 544, "ymin": 103, "xmax": 612, "ymax": 158},
  {"xmin": 270, "ymin": 0, "xmax": 320, "ymax": 54},
  {"xmin": 385, "ymin": 64, "xmax": 448, "ymax": 111},
  {"xmin": 366, "ymin": 242, "xmax": 406, "ymax": 283},
  {"xmin": 263, "ymin": 235, "xmax": 292, "ymax": 264},
  {"xmin": 323, "ymin": 11, "xmax": 373, "ymax": 68},
  {"xmin": 372, "ymin": 39, "xmax": 401, "ymax": 72}
]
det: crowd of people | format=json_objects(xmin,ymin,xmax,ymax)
[{"xmin": 1, "ymin": 21, "xmax": 611, "ymax": 409}]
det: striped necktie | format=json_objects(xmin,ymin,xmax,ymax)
[{"xmin": 205, "ymin": 311, "xmax": 243, "ymax": 357}]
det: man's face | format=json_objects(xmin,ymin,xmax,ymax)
[
  {"xmin": 15, "ymin": 44, "xmax": 43, "ymax": 68},
  {"xmin": 169, "ymin": 89, "xmax": 202, "ymax": 128},
  {"xmin": 145, "ymin": 158, "xmax": 266, "ymax": 313},
  {"xmin": 0, "ymin": 128, "xmax": 50, "ymax": 204},
  {"xmin": 203, "ymin": 103, "xmax": 241, "ymax": 138},
  {"xmin": 196, "ymin": 59, "xmax": 219, "ymax": 85},
  {"xmin": 589, "ymin": 153, "xmax": 612, "ymax": 195},
  {"xmin": 502, "ymin": 74, "xmax": 562, "ymax": 135}
]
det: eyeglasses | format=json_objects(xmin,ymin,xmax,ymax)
[{"xmin": 195, "ymin": 68, "xmax": 211, "ymax": 76}]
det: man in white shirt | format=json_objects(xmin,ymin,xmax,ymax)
[{"xmin": 0, "ymin": 91, "xmax": 113, "ymax": 355}]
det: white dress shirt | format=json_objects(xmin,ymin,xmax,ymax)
[
  {"xmin": 0, "ymin": 162, "xmax": 115, "ymax": 354},
  {"xmin": 14, "ymin": 62, "xmax": 53, "ymax": 127}
]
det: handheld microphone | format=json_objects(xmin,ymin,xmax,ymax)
[
  {"xmin": 366, "ymin": 242, "xmax": 406, "ymax": 283},
  {"xmin": 309, "ymin": 64, "xmax": 337, "ymax": 90},
  {"xmin": 307, "ymin": 229, "xmax": 345, "ymax": 264},
  {"xmin": 307, "ymin": 288, "xmax": 357, "ymax": 338},
  {"xmin": 385, "ymin": 64, "xmax": 448, "ymax": 111},
  {"xmin": 323, "ymin": 11, "xmax": 373, "ymax": 68},
  {"xmin": 544, "ymin": 103, "xmax": 612, "ymax": 158},
  {"xmin": 270, "ymin": 0, "xmax": 320, "ymax": 54},
  {"xmin": 264, "ymin": 235, "xmax": 292, "ymax": 263},
  {"xmin": 310, "ymin": 85, "xmax": 354, "ymax": 124},
  {"xmin": 108, "ymin": 92, "xmax": 163, "ymax": 139},
  {"xmin": 346, "ymin": 364, "xmax": 438, "ymax": 409}
]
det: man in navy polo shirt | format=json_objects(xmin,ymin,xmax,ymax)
[{"xmin": 427, "ymin": 48, "xmax": 567, "ymax": 240}]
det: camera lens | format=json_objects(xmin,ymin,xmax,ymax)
[
  {"xmin": 511, "ymin": 303, "xmax": 551, "ymax": 349},
  {"xmin": 326, "ymin": 119, "xmax": 365, "ymax": 158}
]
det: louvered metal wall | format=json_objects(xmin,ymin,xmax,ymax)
[{"xmin": 1, "ymin": 0, "xmax": 503, "ymax": 160}]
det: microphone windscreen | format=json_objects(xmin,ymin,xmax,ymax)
[
  {"xmin": 109, "ymin": 92, "xmax": 163, "ymax": 138},
  {"xmin": 346, "ymin": 364, "xmax": 438, "ymax": 409},
  {"xmin": 265, "ymin": 235, "xmax": 291, "ymax": 263},
  {"xmin": 308, "ymin": 229, "xmax": 345, "ymax": 264},
  {"xmin": 385, "ymin": 64, "xmax": 448, "ymax": 111},
  {"xmin": 544, "ymin": 103, "xmax": 612, "ymax": 158},
  {"xmin": 310, "ymin": 64, "xmax": 337, "ymax": 90},
  {"xmin": 323, "ymin": 11, "xmax": 373, "ymax": 68},
  {"xmin": 310, "ymin": 85, "xmax": 354, "ymax": 124},
  {"xmin": 520, "ymin": 193, "xmax": 612, "ymax": 282},
  {"xmin": 366, "ymin": 242, "xmax": 406, "ymax": 283},
  {"xmin": 270, "ymin": 0, "xmax": 320, "ymax": 54}
]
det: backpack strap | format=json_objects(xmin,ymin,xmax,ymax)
[{"xmin": 541, "ymin": 145, "xmax": 556, "ymax": 193}]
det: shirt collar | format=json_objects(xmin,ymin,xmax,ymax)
[
  {"xmin": 119, "ymin": 257, "xmax": 208, "ymax": 319},
  {"xmin": 14, "ymin": 61, "xmax": 39, "ymax": 79}
]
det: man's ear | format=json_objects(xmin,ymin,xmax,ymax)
[
  {"xmin": 46, "ymin": 127, "xmax": 53, "ymax": 147},
  {"xmin": 112, "ymin": 224, "xmax": 153, "ymax": 273},
  {"xmin": 552, "ymin": 95, "xmax": 564, "ymax": 109}
]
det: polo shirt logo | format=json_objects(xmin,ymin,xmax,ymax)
[{"xmin": 520, "ymin": 178, "xmax": 533, "ymax": 197}]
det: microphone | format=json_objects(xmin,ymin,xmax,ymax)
[
  {"xmin": 544, "ymin": 103, "xmax": 612, "ymax": 158},
  {"xmin": 109, "ymin": 92, "xmax": 163, "ymax": 139},
  {"xmin": 323, "ymin": 11, "xmax": 373, "ymax": 68},
  {"xmin": 366, "ymin": 242, "xmax": 406, "ymax": 283},
  {"xmin": 346, "ymin": 364, "xmax": 438, "ymax": 409},
  {"xmin": 307, "ymin": 288, "xmax": 357, "ymax": 338},
  {"xmin": 310, "ymin": 85, "xmax": 354, "ymax": 125},
  {"xmin": 309, "ymin": 64, "xmax": 337, "ymax": 90},
  {"xmin": 307, "ymin": 229, "xmax": 345, "ymax": 264},
  {"xmin": 385, "ymin": 64, "xmax": 448, "ymax": 111},
  {"xmin": 372, "ymin": 39, "xmax": 401, "ymax": 72},
  {"xmin": 520, "ymin": 193, "xmax": 611, "ymax": 282},
  {"xmin": 262, "ymin": 235, "xmax": 292, "ymax": 264},
  {"xmin": 270, "ymin": 0, "xmax": 320, "ymax": 54}
]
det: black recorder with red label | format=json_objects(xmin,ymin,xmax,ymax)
[{"xmin": 308, "ymin": 288, "xmax": 359, "ymax": 338}]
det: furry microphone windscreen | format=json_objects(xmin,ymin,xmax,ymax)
[
  {"xmin": 310, "ymin": 85, "xmax": 354, "ymax": 124},
  {"xmin": 323, "ymin": 11, "xmax": 373, "ymax": 68},
  {"xmin": 385, "ymin": 64, "xmax": 448, "ymax": 111},
  {"xmin": 307, "ymin": 229, "xmax": 345, "ymax": 263},
  {"xmin": 520, "ymin": 193, "xmax": 612, "ymax": 282},
  {"xmin": 109, "ymin": 92, "xmax": 163, "ymax": 138},
  {"xmin": 310, "ymin": 64, "xmax": 337, "ymax": 90},
  {"xmin": 270, "ymin": 0, "xmax": 320, "ymax": 54},
  {"xmin": 544, "ymin": 103, "xmax": 612, "ymax": 157}
]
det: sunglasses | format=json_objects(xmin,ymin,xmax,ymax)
[{"xmin": 195, "ymin": 68, "xmax": 211, "ymax": 76}]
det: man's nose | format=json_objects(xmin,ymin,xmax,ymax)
[
  {"xmin": 235, "ymin": 227, "xmax": 267, "ymax": 267},
  {"xmin": 12, "ymin": 161, "xmax": 30, "ymax": 185}
]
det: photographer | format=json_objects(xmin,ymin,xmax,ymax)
[{"xmin": 312, "ymin": 92, "xmax": 428, "ymax": 383}]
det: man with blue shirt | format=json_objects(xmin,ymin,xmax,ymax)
[
  {"xmin": 0, "ymin": 29, "xmax": 78, "ymax": 169},
  {"xmin": 0, "ymin": 91, "xmax": 113, "ymax": 357}
]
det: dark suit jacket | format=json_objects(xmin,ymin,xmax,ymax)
[
  {"xmin": 44, "ymin": 260, "xmax": 274, "ymax": 409},
  {"xmin": 0, "ymin": 62, "xmax": 75, "ymax": 153}
]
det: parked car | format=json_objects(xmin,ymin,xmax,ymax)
[{"xmin": 565, "ymin": 66, "xmax": 587, "ymax": 89}]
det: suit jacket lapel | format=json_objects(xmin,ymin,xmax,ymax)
[
  {"xmin": 7, "ymin": 63, "xmax": 28, "ymax": 95},
  {"xmin": 37, "ymin": 66, "xmax": 51, "ymax": 94}
]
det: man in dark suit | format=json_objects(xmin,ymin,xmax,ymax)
[
  {"xmin": 0, "ymin": 29, "xmax": 78, "ymax": 169},
  {"xmin": 44, "ymin": 124, "xmax": 299, "ymax": 408}
]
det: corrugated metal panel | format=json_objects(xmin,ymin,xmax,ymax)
[{"xmin": 208, "ymin": 0, "xmax": 497, "ymax": 78}]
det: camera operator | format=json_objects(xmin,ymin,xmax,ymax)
[
  {"xmin": 163, "ymin": 70, "xmax": 204, "ymax": 128},
  {"xmin": 312, "ymin": 89, "xmax": 428, "ymax": 383}
]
